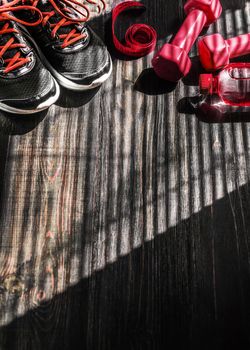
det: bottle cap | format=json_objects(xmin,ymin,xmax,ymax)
[{"xmin": 199, "ymin": 74, "xmax": 213, "ymax": 94}]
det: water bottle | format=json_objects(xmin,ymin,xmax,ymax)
[{"xmin": 194, "ymin": 63, "xmax": 250, "ymax": 121}]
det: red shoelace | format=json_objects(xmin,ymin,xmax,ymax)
[
  {"xmin": 0, "ymin": 0, "xmax": 43, "ymax": 73},
  {"xmin": 0, "ymin": 0, "xmax": 106, "ymax": 73},
  {"xmin": 30, "ymin": 0, "xmax": 106, "ymax": 48}
]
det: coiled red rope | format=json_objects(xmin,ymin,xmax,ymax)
[{"xmin": 112, "ymin": 1, "xmax": 157, "ymax": 57}]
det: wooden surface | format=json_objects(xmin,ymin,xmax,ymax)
[{"xmin": 1, "ymin": 0, "xmax": 250, "ymax": 349}]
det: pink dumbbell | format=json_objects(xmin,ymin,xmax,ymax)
[
  {"xmin": 198, "ymin": 33, "xmax": 250, "ymax": 71},
  {"xmin": 152, "ymin": 0, "xmax": 222, "ymax": 82}
]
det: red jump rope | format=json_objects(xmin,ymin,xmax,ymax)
[{"xmin": 112, "ymin": 1, "xmax": 157, "ymax": 57}]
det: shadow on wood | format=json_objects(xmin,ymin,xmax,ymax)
[
  {"xmin": 56, "ymin": 86, "xmax": 101, "ymax": 108},
  {"xmin": 178, "ymin": 96, "xmax": 250, "ymax": 123},
  {"xmin": 1, "ymin": 183, "xmax": 250, "ymax": 349},
  {"xmin": 134, "ymin": 68, "xmax": 177, "ymax": 95},
  {"xmin": 0, "ymin": 110, "xmax": 49, "ymax": 136}
]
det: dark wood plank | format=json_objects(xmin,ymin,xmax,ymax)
[{"xmin": 1, "ymin": 0, "xmax": 250, "ymax": 349}]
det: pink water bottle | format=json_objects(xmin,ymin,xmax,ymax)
[{"xmin": 196, "ymin": 63, "xmax": 250, "ymax": 121}]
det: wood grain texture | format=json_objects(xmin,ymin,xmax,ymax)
[{"xmin": 1, "ymin": 0, "xmax": 250, "ymax": 349}]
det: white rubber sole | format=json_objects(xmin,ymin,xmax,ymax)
[
  {"xmin": 47, "ymin": 55, "xmax": 113, "ymax": 91},
  {"xmin": 26, "ymin": 30, "xmax": 113, "ymax": 91},
  {"xmin": 41, "ymin": 50, "xmax": 113, "ymax": 91},
  {"xmin": 0, "ymin": 79, "xmax": 60, "ymax": 115}
]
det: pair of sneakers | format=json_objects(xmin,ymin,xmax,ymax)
[{"xmin": 0, "ymin": 0, "xmax": 112, "ymax": 114}]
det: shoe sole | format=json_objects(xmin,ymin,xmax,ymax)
[
  {"xmin": 25, "ymin": 28, "xmax": 113, "ymax": 91},
  {"xmin": 45, "ymin": 54, "xmax": 113, "ymax": 91},
  {"xmin": 0, "ymin": 79, "xmax": 60, "ymax": 115}
]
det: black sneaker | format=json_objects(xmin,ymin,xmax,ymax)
[
  {"xmin": 17, "ymin": 0, "xmax": 112, "ymax": 91},
  {"xmin": 0, "ymin": 4, "xmax": 60, "ymax": 114}
]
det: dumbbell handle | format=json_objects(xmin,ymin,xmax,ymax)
[
  {"xmin": 172, "ymin": 9, "xmax": 207, "ymax": 52},
  {"xmin": 227, "ymin": 33, "xmax": 250, "ymax": 58}
]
